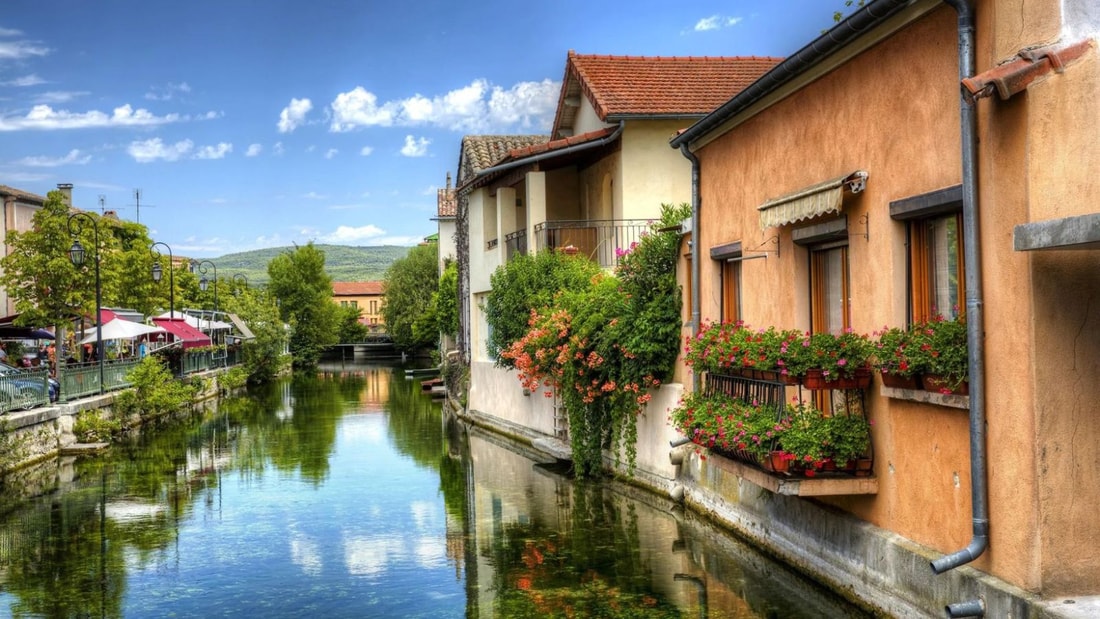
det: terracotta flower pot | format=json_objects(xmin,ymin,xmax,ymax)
[
  {"xmin": 880, "ymin": 370, "xmax": 920, "ymax": 390},
  {"xmin": 921, "ymin": 373, "xmax": 969, "ymax": 396}
]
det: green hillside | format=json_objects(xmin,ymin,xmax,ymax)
[{"xmin": 209, "ymin": 244, "xmax": 411, "ymax": 285}]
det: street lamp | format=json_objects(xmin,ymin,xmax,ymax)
[
  {"xmin": 68, "ymin": 212, "xmax": 105, "ymax": 393},
  {"xmin": 194, "ymin": 259, "xmax": 218, "ymax": 314},
  {"xmin": 151, "ymin": 242, "xmax": 175, "ymax": 320},
  {"xmin": 231, "ymin": 273, "xmax": 248, "ymax": 291}
]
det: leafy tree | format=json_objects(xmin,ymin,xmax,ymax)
[
  {"xmin": 225, "ymin": 287, "xmax": 288, "ymax": 383},
  {"xmin": 266, "ymin": 242, "xmax": 339, "ymax": 369},
  {"xmin": 485, "ymin": 250, "xmax": 601, "ymax": 366},
  {"xmin": 381, "ymin": 243, "xmax": 439, "ymax": 352},
  {"xmin": 336, "ymin": 303, "xmax": 370, "ymax": 343},
  {"xmin": 435, "ymin": 260, "xmax": 459, "ymax": 338}
]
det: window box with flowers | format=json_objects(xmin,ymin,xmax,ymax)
[
  {"xmin": 872, "ymin": 326, "xmax": 923, "ymax": 390},
  {"xmin": 910, "ymin": 313, "xmax": 969, "ymax": 395}
]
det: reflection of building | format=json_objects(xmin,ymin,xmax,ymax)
[{"xmin": 332, "ymin": 282, "xmax": 384, "ymax": 328}]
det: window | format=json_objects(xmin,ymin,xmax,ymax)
[
  {"xmin": 910, "ymin": 213, "xmax": 963, "ymax": 322},
  {"xmin": 722, "ymin": 260, "xmax": 741, "ymax": 324},
  {"xmin": 889, "ymin": 185, "xmax": 964, "ymax": 323},
  {"xmin": 370, "ymin": 300, "xmax": 378, "ymax": 315},
  {"xmin": 351, "ymin": 300, "xmax": 358, "ymax": 308},
  {"xmin": 709, "ymin": 240, "xmax": 742, "ymax": 324},
  {"xmin": 811, "ymin": 245, "xmax": 850, "ymax": 335}
]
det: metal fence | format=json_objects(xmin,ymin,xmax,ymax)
[
  {"xmin": 533, "ymin": 219, "xmax": 651, "ymax": 268},
  {"xmin": 0, "ymin": 367, "xmax": 52, "ymax": 413},
  {"xmin": 504, "ymin": 229, "xmax": 527, "ymax": 261},
  {"xmin": 59, "ymin": 360, "xmax": 141, "ymax": 402}
]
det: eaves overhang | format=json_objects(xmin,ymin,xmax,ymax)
[{"xmin": 670, "ymin": 0, "xmax": 938, "ymax": 153}]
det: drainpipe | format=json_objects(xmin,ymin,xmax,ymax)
[
  {"xmin": 679, "ymin": 144, "xmax": 701, "ymax": 394},
  {"xmin": 932, "ymin": 0, "xmax": 989, "ymax": 580}
]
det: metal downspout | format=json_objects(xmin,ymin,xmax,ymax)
[
  {"xmin": 679, "ymin": 143, "xmax": 701, "ymax": 394},
  {"xmin": 932, "ymin": 0, "xmax": 989, "ymax": 581}
]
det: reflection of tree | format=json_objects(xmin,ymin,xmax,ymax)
[
  {"xmin": 488, "ymin": 481, "xmax": 679, "ymax": 618},
  {"xmin": 385, "ymin": 369, "xmax": 444, "ymax": 471}
]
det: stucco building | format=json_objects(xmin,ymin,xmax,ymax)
[
  {"xmin": 669, "ymin": 0, "xmax": 1100, "ymax": 613},
  {"xmin": 332, "ymin": 281, "xmax": 384, "ymax": 328}
]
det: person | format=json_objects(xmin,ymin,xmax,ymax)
[
  {"xmin": 0, "ymin": 343, "xmax": 8, "ymax": 362},
  {"xmin": 139, "ymin": 340, "xmax": 148, "ymax": 359}
]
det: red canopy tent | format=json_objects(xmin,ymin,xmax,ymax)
[{"xmin": 151, "ymin": 317, "xmax": 212, "ymax": 349}]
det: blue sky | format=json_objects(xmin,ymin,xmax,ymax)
[{"xmin": 0, "ymin": 1, "xmax": 836, "ymax": 259}]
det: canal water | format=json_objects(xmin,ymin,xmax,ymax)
[{"xmin": 0, "ymin": 361, "xmax": 871, "ymax": 618}]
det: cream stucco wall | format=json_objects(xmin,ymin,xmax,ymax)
[
  {"xmin": 572, "ymin": 97, "xmax": 612, "ymax": 136},
  {"xmin": 619, "ymin": 120, "xmax": 694, "ymax": 219}
]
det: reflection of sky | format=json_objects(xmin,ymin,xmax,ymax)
[{"xmin": 116, "ymin": 410, "xmax": 463, "ymax": 617}]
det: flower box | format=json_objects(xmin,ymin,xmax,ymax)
[
  {"xmin": 802, "ymin": 367, "xmax": 871, "ymax": 390},
  {"xmin": 879, "ymin": 370, "xmax": 921, "ymax": 390},
  {"xmin": 920, "ymin": 373, "xmax": 969, "ymax": 396}
]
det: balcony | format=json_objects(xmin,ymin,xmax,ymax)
[
  {"xmin": 504, "ymin": 229, "xmax": 527, "ymax": 261},
  {"xmin": 533, "ymin": 219, "xmax": 650, "ymax": 268}
]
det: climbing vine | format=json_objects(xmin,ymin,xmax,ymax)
[{"xmin": 496, "ymin": 203, "xmax": 689, "ymax": 476}]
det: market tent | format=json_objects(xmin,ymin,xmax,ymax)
[
  {"xmin": 151, "ymin": 317, "xmax": 211, "ymax": 349},
  {"xmin": 78, "ymin": 319, "xmax": 165, "ymax": 345},
  {"xmin": 154, "ymin": 312, "xmax": 232, "ymax": 332}
]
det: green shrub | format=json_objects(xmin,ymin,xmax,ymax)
[
  {"xmin": 123, "ymin": 356, "xmax": 197, "ymax": 419},
  {"xmin": 73, "ymin": 409, "xmax": 121, "ymax": 443}
]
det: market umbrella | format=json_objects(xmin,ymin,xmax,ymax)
[{"xmin": 78, "ymin": 319, "xmax": 165, "ymax": 344}]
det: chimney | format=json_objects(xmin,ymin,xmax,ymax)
[
  {"xmin": 56, "ymin": 183, "xmax": 73, "ymax": 207},
  {"xmin": 446, "ymin": 172, "xmax": 451, "ymax": 191}
]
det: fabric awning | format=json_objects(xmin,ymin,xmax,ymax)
[
  {"xmin": 227, "ymin": 313, "xmax": 255, "ymax": 340},
  {"xmin": 758, "ymin": 171, "xmax": 867, "ymax": 229},
  {"xmin": 151, "ymin": 317, "xmax": 212, "ymax": 349}
]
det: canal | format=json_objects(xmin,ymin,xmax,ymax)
[{"xmin": 0, "ymin": 361, "xmax": 871, "ymax": 618}]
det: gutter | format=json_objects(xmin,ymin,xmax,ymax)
[
  {"xmin": 471, "ymin": 121, "xmax": 625, "ymax": 185},
  {"xmin": 932, "ymin": 0, "xmax": 990, "ymax": 590},
  {"xmin": 680, "ymin": 144, "xmax": 702, "ymax": 394}
]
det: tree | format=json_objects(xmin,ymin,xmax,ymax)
[
  {"xmin": 435, "ymin": 260, "xmax": 459, "ymax": 339},
  {"xmin": 266, "ymin": 243, "xmax": 339, "ymax": 369},
  {"xmin": 381, "ymin": 243, "xmax": 438, "ymax": 352},
  {"xmin": 227, "ymin": 287, "xmax": 288, "ymax": 383},
  {"xmin": 336, "ymin": 303, "xmax": 370, "ymax": 343}
]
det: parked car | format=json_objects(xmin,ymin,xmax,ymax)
[{"xmin": 0, "ymin": 361, "xmax": 58, "ymax": 411}]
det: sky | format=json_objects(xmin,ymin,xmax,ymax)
[{"xmin": 0, "ymin": 1, "xmax": 838, "ymax": 259}]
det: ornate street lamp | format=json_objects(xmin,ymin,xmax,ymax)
[
  {"xmin": 150, "ymin": 242, "xmax": 175, "ymax": 320},
  {"xmin": 68, "ymin": 212, "xmax": 105, "ymax": 393},
  {"xmin": 194, "ymin": 259, "xmax": 218, "ymax": 314},
  {"xmin": 231, "ymin": 273, "xmax": 248, "ymax": 293}
]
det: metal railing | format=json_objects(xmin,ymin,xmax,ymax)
[
  {"xmin": 0, "ymin": 367, "xmax": 51, "ymax": 413},
  {"xmin": 533, "ymin": 219, "xmax": 651, "ymax": 268},
  {"xmin": 59, "ymin": 360, "xmax": 142, "ymax": 401},
  {"xmin": 504, "ymin": 229, "xmax": 527, "ymax": 261}
]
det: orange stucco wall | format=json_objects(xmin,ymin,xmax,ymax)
[{"xmin": 679, "ymin": 2, "xmax": 1100, "ymax": 594}]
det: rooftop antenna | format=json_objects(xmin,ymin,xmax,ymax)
[
  {"xmin": 98, "ymin": 195, "xmax": 106, "ymax": 214},
  {"xmin": 133, "ymin": 189, "xmax": 156, "ymax": 224}
]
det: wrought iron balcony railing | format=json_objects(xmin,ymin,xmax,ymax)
[{"xmin": 533, "ymin": 219, "xmax": 651, "ymax": 268}]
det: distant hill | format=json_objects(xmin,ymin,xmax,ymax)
[{"xmin": 211, "ymin": 244, "xmax": 412, "ymax": 285}]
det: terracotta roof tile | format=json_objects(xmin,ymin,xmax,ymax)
[
  {"xmin": 552, "ymin": 51, "xmax": 783, "ymax": 136},
  {"xmin": 333, "ymin": 281, "xmax": 383, "ymax": 296},
  {"xmin": 437, "ymin": 187, "xmax": 457, "ymax": 218},
  {"xmin": 457, "ymin": 135, "xmax": 549, "ymax": 185},
  {"xmin": 506, "ymin": 127, "xmax": 617, "ymax": 159}
]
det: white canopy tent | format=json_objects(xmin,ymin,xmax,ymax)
[
  {"xmin": 79, "ymin": 318, "xmax": 165, "ymax": 345},
  {"xmin": 154, "ymin": 312, "xmax": 232, "ymax": 332}
]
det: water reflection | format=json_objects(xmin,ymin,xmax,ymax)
[{"xmin": 0, "ymin": 361, "xmax": 868, "ymax": 618}]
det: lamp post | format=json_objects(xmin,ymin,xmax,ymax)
[
  {"xmin": 68, "ymin": 212, "xmax": 105, "ymax": 393},
  {"xmin": 231, "ymin": 273, "xmax": 248, "ymax": 295},
  {"xmin": 194, "ymin": 259, "xmax": 218, "ymax": 314},
  {"xmin": 150, "ymin": 242, "xmax": 175, "ymax": 320}
]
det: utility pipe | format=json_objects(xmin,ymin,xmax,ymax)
[
  {"xmin": 680, "ymin": 144, "xmax": 702, "ymax": 394},
  {"xmin": 932, "ymin": 0, "xmax": 989, "ymax": 576},
  {"xmin": 946, "ymin": 598, "xmax": 985, "ymax": 618}
]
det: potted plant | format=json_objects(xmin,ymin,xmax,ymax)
[
  {"xmin": 872, "ymin": 325, "xmax": 923, "ymax": 389},
  {"xmin": 909, "ymin": 313, "xmax": 969, "ymax": 395},
  {"xmin": 796, "ymin": 330, "xmax": 873, "ymax": 390},
  {"xmin": 669, "ymin": 390, "xmax": 782, "ymax": 464},
  {"xmin": 777, "ymin": 399, "xmax": 830, "ymax": 473},
  {"xmin": 824, "ymin": 413, "xmax": 872, "ymax": 466}
]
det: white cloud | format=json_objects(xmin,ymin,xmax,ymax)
[
  {"xmin": 0, "ymin": 39, "xmax": 49, "ymax": 61},
  {"xmin": 32, "ymin": 91, "xmax": 88, "ymax": 104},
  {"xmin": 246, "ymin": 143, "xmax": 263, "ymax": 157},
  {"xmin": 128, "ymin": 137, "xmax": 194, "ymax": 163},
  {"xmin": 359, "ymin": 146, "xmax": 373, "ymax": 156},
  {"xmin": 195, "ymin": 142, "xmax": 232, "ymax": 159},
  {"xmin": 329, "ymin": 78, "xmax": 559, "ymax": 133},
  {"xmin": 0, "ymin": 104, "xmax": 181, "ymax": 131},
  {"xmin": 324, "ymin": 148, "xmax": 338, "ymax": 160},
  {"xmin": 303, "ymin": 191, "xmax": 327, "ymax": 200},
  {"xmin": 321, "ymin": 224, "xmax": 386, "ymax": 243},
  {"xmin": 272, "ymin": 141, "xmax": 285, "ymax": 155},
  {"xmin": 201, "ymin": 110, "xmax": 222, "ymax": 120},
  {"xmin": 693, "ymin": 15, "xmax": 743, "ymax": 31},
  {"xmin": 277, "ymin": 97, "xmax": 313, "ymax": 133},
  {"xmin": 400, "ymin": 135, "xmax": 429, "ymax": 157},
  {"xmin": 2, "ymin": 74, "xmax": 45, "ymax": 87},
  {"xmin": 145, "ymin": 81, "xmax": 191, "ymax": 101},
  {"xmin": 0, "ymin": 27, "xmax": 22, "ymax": 37},
  {"xmin": 16, "ymin": 148, "xmax": 91, "ymax": 167}
]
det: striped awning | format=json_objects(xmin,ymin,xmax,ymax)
[{"xmin": 758, "ymin": 171, "xmax": 867, "ymax": 229}]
